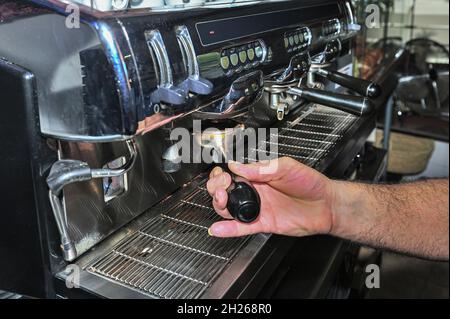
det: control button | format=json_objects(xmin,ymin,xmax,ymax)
[
  {"xmin": 230, "ymin": 53, "xmax": 239, "ymax": 66},
  {"xmin": 220, "ymin": 56, "xmax": 230, "ymax": 69},
  {"xmin": 247, "ymin": 48, "xmax": 255, "ymax": 61},
  {"xmin": 299, "ymin": 33, "xmax": 304, "ymax": 43},
  {"xmin": 284, "ymin": 37, "xmax": 289, "ymax": 48},
  {"xmin": 266, "ymin": 47, "xmax": 273, "ymax": 62},
  {"xmin": 294, "ymin": 34, "xmax": 299, "ymax": 45},
  {"xmin": 239, "ymin": 51, "xmax": 247, "ymax": 64},
  {"xmin": 255, "ymin": 46, "xmax": 263, "ymax": 58},
  {"xmin": 288, "ymin": 36, "xmax": 294, "ymax": 46}
]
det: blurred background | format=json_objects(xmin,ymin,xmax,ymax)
[{"xmin": 352, "ymin": 0, "xmax": 449, "ymax": 299}]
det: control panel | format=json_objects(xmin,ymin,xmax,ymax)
[
  {"xmin": 219, "ymin": 40, "xmax": 267, "ymax": 75},
  {"xmin": 24, "ymin": 0, "xmax": 358, "ymax": 140},
  {"xmin": 322, "ymin": 19, "xmax": 342, "ymax": 37},
  {"xmin": 284, "ymin": 27, "xmax": 312, "ymax": 53}
]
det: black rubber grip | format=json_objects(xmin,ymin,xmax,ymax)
[
  {"xmin": 227, "ymin": 178, "xmax": 261, "ymax": 223},
  {"xmin": 289, "ymin": 87, "xmax": 374, "ymax": 116},
  {"xmin": 320, "ymin": 70, "xmax": 382, "ymax": 98}
]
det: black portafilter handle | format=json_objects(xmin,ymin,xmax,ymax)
[
  {"xmin": 287, "ymin": 87, "xmax": 375, "ymax": 117},
  {"xmin": 316, "ymin": 69, "xmax": 382, "ymax": 99},
  {"xmin": 218, "ymin": 166, "xmax": 261, "ymax": 223}
]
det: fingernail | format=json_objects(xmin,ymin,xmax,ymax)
[
  {"xmin": 211, "ymin": 166, "xmax": 222, "ymax": 177},
  {"xmin": 208, "ymin": 228, "xmax": 214, "ymax": 237},
  {"xmin": 210, "ymin": 223, "xmax": 227, "ymax": 237}
]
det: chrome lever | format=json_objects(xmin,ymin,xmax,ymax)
[
  {"xmin": 146, "ymin": 29, "xmax": 188, "ymax": 105},
  {"xmin": 265, "ymin": 52, "xmax": 311, "ymax": 85},
  {"xmin": 311, "ymin": 39, "xmax": 342, "ymax": 66},
  {"xmin": 194, "ymin": 70, "xmax": 264, "ymax": 120},
  {"xmin": 186, "ymin": 76, "xmax": 213, "ymax": 96},
  {"xmin": 176, "ymin": 25, "xmax": 213, "ymax": 95}
]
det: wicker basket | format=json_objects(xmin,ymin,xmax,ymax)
[{"xmin": 375, "ymin": 130, "xmax": 435, "ymax": 175}]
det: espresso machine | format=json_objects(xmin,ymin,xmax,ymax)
[{"xmin": 0, "ymin": 0, "xmax": 403, "ymax": 299}]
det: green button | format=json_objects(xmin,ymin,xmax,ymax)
[
  {"xmin": 288, "ymin": 36, "xmax": 294, "ymax": 46},
  {"xmin": 255, "ymin": 46, "xmax": 263, "ymax": 58},
  {"xmin": 239, "ymin": 51, "xmax": 247, "ymax": 64},
  {"xmin": 294, "ymin": 34, "xmax": 299, "ymax": 44},
  {"xmin": 230, "ymin": 53, "xmax": 239, "ymax": 66},
  {"xmin": 299, "ymin": 33, "xmax": 304, "ymax": 43},
  {"xmin": 220, "ymin": 56, "xmax": 230, "ymax": 69},
  {"xmin": 247, "ymin": 48, "xmax": 255, "ymax": 61}
]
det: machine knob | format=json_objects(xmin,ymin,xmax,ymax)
[
  {"xmin": 218, "ymin": 166, "xmax": 261, "ymax": 224},
  {"xmin": 227, "ymin": 177, "xmax": 261, "ymax": 223}
]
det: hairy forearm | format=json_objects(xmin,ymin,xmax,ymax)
[{"xmin": 331, "ymin": 179, "xmax": 449, "ymax": 260}]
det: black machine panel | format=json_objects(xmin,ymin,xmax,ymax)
[{"xmin": 195, "ymin": 3, "xmax": 340, "ymax": 46}]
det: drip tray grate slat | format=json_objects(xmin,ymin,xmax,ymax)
[{"xmin": 87, "ymin": 186, "xmax": 248, "ymax": 299}]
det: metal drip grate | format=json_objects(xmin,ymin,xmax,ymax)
[
  {"xmin": 86, "ymin": 105, "xmax": 358, "ymax": 299},
  {"xmin": 87, "ymin": 184, "xmax": 248, "ymax": 299},
  {"xmin": 249, "ymin": 105, "xmax": 358, "ymax": 167}
]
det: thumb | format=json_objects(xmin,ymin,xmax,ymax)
[
  {"xmin": 228, "ymin": 157, "xmax": 299, "ymax": 183},
  {"xmin": 229, "ymin": 157, "xmax": 327, "ymax": 199}
]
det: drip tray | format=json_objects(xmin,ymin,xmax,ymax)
[
  {"xmin": 86, "ymin": 184, "xmax": 249, "ymax": 299},
  {"xmin": 62, "ymin": 105, "xmax": 360, "ymax": 299}
]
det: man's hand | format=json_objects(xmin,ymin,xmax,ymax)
[
  {"xmin": 206, "ymin": 157, "xmax": 336, "ymax": 238},
  {"xmin": 207, "ymin": 157, "xmax": 449, "ymax": 260}
]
